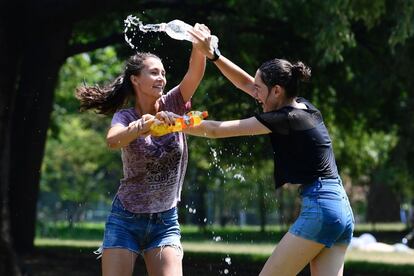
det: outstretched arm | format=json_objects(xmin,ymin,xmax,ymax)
[
  {"xmin": 183, "ymin": 117, "xmax": 270, "ymax": 138},
  {"xmin": 179, "ymin": 24, "xmax": 207, "ymax": 102},
  {"xmin": 189, "ymin": 28, "xmax": 256, "ymax": 98}
]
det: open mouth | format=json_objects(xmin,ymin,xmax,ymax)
[{"xmin": 153, "ymin": 85, "xmax": 164, "ymax": 91}]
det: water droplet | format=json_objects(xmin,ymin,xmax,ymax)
[{"xmin": 213, "ymin": 236, "xmax": 222, "ymax": 242}]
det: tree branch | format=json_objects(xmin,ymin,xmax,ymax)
[{"xmin": 66, "ymin": 33, "xmax": 124, "ymax": 58}]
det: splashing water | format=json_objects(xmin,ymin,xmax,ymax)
[
  {"xmin": 124, "ymin": 15, "xmax": 167, "ymax": 49},
  {"xmin": 185, "ymin": 204, "xmax": 197, "ymax": 214},
  {"xmin": 233, "ymin": 173, "xmax": 246, "ymax": 182},
  {"xmin": 124, "ymin": 15, "xmax": 219, "ymax": 49},
  {"xmin": 209, "ymin": 145, "xmax": 247, "ymax": 184},
  {"xmin": 209, "ymin": 146, "xmax": 226, "ymax": 176}
]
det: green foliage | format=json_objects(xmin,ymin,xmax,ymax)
[
  {"xmin": 388, "ymin": 0, "xmax": 414, "ymax": 48},
  {"xmin": 334, "ymin": 121, "xmax": 399, "ymax": 179},
  {"xmin": 40, "ymin": 0, "xmax": 414, "ymax": 225},
  {"xmin": 40, "ymin": 47, "xmax": 124, "ymax": 222}
]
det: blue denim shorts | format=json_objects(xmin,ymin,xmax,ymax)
[
  {"xmin": 102, "ymin": 196, "xmax": 182, "ymax": 255},
  {"xmin": 289, "ymin": 177, "xmax": 355, "ymax": 248}
]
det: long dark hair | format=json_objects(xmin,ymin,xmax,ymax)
[
  {"xmin": 258, "ymin": 58, "xmax": 311, "ymax": 98},
  {"xmin": 75, "ymin": 52, "xmax": 161, "ymax": 115}
]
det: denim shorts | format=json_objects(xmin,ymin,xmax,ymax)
[
  {"xmin": 289, "ymin": 177, "xmax": 355, "ymax": 248},
  {"xmin": 102, "ymin": 196, "xmax": 182, "ymax": 255}
]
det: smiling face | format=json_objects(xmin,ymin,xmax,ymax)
[
  {"xmin": 253, "ymin": 70, "xmax": 275, "ymax": 112},
  {"xmin": 131, "ymin": 57, "xmax": 166, "ymax": 100},
  {"xmin": 253, "ymin": 70, "xmax": 288, "ymax": 112}
]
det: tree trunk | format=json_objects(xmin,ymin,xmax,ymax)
[
  {"xmin": 9, "ymin": 19, "xmax": 73, "ymax": 253},
  {"xmin": 258, "ymin": 181, "xmax": 266, "ymax": 233},
  {"xmin": 0, "ymin": 3, "xmax": 23, "ymax": 274},
  {"xmin": 366, "ymin": 180, "xmax": 400, "ymax": 222},
  {"xmin": 196, "ymin": 170, "xmax": 208, "ymax": 230}
]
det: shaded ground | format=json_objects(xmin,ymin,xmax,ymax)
[
  {"xmin": 22, "ymin": 247, "xmax": 264, "ymax": 276},
  {"xmin": 21, "ymin": 247, "xmax": 414, "ymax": 276}
]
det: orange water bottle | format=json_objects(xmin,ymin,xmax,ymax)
[{"xmin": 150, "ymin": 111, "xmax": 208, "ymax": 136}]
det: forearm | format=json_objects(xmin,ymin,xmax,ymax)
[
  {"xmin": 213, "ymin": 55, "xmax": 255, "ymax": 97},
  {"xmin": 189, "ymin": 47, "xmax": 206, "ymax": 82},
  {"xmin": 183, "ymin": 117, "xmax": 271, "ymax": 138},
  {"xmin": 107, "ymin": 119, "xmax": 149, "ymax": 149},
  {"xmin": 183, "ymin": 120, "xmax": 220, "ymax": 138},
  {"xmin": 180, "ymin": 48, "xmax": 206, "ymax": 102},
  {"xmin": 184, "ymin": 120, "xmax": 247, "ymax": 138}
]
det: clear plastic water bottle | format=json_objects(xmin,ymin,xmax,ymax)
[
  {"xmin": 162, "ymin": 20, "xmax": 219, "ymax": 49},
  {"xmin": 124, "ymin": 16, "xmax": 219, "ymax": 49}
]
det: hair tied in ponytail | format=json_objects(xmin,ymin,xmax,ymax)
[{"xmin": 292, "ymin": 62, "xmax": 311, "ymax": 82}]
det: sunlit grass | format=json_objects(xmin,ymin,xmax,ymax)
[
  {"xmin": 354, "ymin": 222, "xmax": 407, "ymax": 232},
  {"xmin": 346, "ymin": 249, "xmax": 414, "ymax": 265},
  {"xmin": 35, "ymin": 238, "xmax": 102, "ymax": 248}
]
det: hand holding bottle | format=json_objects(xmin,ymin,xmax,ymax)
[
  {"xmin": 128, "ymin": 114, "xmax": 155, "ymax": 137},
  {"xmin": 162, "ymin": 20, "xmax": 219, "ymax": 49},
  {"xmin": 188, "ymin": 25, "xmax": 217, "ymax": 60},
  {"xmin": 150, "ymin": 110, "xmax": 209, "ymax": 137},
  {"xmin": 155, "ymin": 111, "xmax": 179, "ymax": 126}
]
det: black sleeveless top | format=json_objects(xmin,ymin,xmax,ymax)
[{"xmin": 255, "ymin": 97, "xmax": 338, "ymax": 189}]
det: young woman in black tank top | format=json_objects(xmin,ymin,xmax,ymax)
[{"xmin": 174, "ymin": 27, "xmax": 355, "ymax": 276}]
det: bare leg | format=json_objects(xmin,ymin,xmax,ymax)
[
  {"xmin": 102, "ymin": 248, "xmax": 138, "ymax": 276},
  {"xmin": 259, "ymin": 232, "xmax": 325, "ymax": 276},
  {"xmin": 310, "ymin": 244, "xmax": 347, "ymax": 276},
  {"xmin": 144, "ymin": 245, "xmax": 183, "ymax": 276}
]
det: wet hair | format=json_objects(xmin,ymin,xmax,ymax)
[
  {"xmin": 258, "ymin": 58, "xmax": 311, "ymax": 98},
  {"xmin": 75, "ymin": 52, "xmax": 161, "ymax": 115}
]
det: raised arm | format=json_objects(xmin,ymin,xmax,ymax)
[
  {"xmin": 189, "ymin": 28, "xmax": 256, "ymax": 97},
  {"xmin": 178, "ymin": 25, "xmax": 207, "ymax": 102},
  {"xmin": 211, "ymin": 55, "xmax": 256, "ymax": 97},
  {"xmin": 183, "ymin": 117, "xmax": 270, "ymax": 138}
]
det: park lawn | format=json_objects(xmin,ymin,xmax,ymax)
[{"xmin": 35, "ymin": 238, "xmax": 414, "ymax": 265}]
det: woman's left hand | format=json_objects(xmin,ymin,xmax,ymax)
[{"xmin": 155, "ymin": 111, "xmax": 179, "ymax": 126}]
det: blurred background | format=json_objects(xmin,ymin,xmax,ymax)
[{"xmin": 1, "ymin": 0, "xmax": 414, "ymax": 275}]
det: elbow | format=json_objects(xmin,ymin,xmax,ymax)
[{"xmin": 107, "ymin": 137, "xmax": 121, "ymax": 150}]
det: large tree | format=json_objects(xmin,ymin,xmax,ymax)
[{"xmin": 0, "ymin": 0, "xmax": 224, "ymax": 273}]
